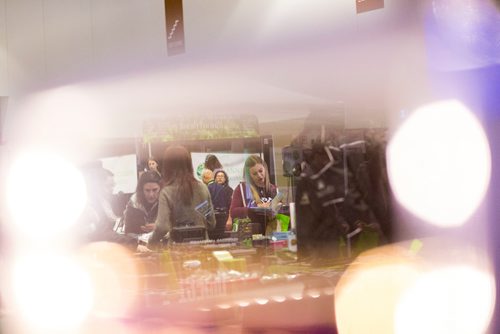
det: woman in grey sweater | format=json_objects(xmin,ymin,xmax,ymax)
[{"xmin": 148, "ymin": 145, "xmax": 215, "ymax": 247}]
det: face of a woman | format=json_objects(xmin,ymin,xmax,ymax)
[
  {"xmin": 249, "ymin": 163, "xmax": 266, "ymax": 188},
  {"xmin": 148, "ymin": 160, "xmax": 158, "ymax": 170},
  {"xmin": 143, "ymin": 182, "xmax": 161, "ymax": 204},
  {"xmin": 215, "ymin": 172, "xmax": 226, "ymax": 184}
]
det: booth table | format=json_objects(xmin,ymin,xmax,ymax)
[{"xmin": 122, "ymin": 240, "xmax": 348, "ymax": 332}]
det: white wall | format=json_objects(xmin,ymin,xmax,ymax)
[
  {"xmin": 1, "ymin": 0, "xmax": 166, "ymax": 95},
  {"xmin": 0, "ymin": 0, "xmax": 427, "ymax": 92},
  {"xmin": 0, "ymin": 0, "xmax": 7, "ymax": 95},
  {"xmin": 0, "ymin": 0, "xmax": 429, "ymax": 144},
  {"xmin": 84, "ymin": 0, "xmax": 166, "ymax": 75},
  {"xmin": 42, "ymin": 0, "xmax": 94, "ymax": 84},
  {"xmin": 3, "ymin": 0, "xmax": 46, "ymax": 94}
]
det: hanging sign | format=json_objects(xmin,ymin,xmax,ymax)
[
  {"xmin": 165, "ymin": 0, "xmax": 185, "ymax": 56},
  {"xmin": 356, "ymin": 0, "xmax": 384, "ymax": 14}
]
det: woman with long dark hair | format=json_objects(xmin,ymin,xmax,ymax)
[
  {"xmin": 149, "ymin": 146, "xmax": 215, "ymax": 246},
  {"xmin": 204, "ymin": 154, "xmax": 223, "ymax": 171},
  {"xmin": 123, "ymin": 171, "xmax": 161, "ymax": 234},
  {"xmin": 146, "ymin": 156, "xmax": 161, "ymax": 177}
]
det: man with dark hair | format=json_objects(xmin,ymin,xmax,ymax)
[
  {"xmin": 208, "ymin": 169, "xmax": 233, "ymax": 239},
  {"xmin": 79, "ymin": 165, "xmax": 139, "ymax": 250}
]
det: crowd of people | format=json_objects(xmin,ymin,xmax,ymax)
[{"xmin": 79, "ymin": 146, "xmax": 279, "ymax": 251}]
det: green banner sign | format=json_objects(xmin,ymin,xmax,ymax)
[{"xmin": 143, "ymin": 115, "xmax": 260, "ymax": 143}]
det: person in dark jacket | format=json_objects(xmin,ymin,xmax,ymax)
[
  {"xmin": 208, "ymin": 169, "xmax": 233, "ymax": 239},
  {"xmin": 123, "ymin": 171, "xmax": 161, "ymax": 235}
]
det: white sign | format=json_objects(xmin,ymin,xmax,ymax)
[
  {"xmin": 101, "ymin": 154, "xmax": 138, "ymax": 194},
  {"xmin": 191, "ymin": 152, "xmax": 256, "ymax": 190}
]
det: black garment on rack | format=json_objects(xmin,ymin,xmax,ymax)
[{"xmin": 295, "ymin": 141, "xmax": 386, "ymax": 260}]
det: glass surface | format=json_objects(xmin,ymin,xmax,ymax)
[{"xmin": 1, "ymin": 1, "xmax": 498, "ymax": 333}]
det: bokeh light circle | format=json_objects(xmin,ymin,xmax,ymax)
[
  {"xmin": 335, "ymin": 246, "xmax": 421, "ymax": 334},
  {"xmin": 78, "ymin": 242, "xmax": 140, "ymax": 318},
  {"xmin": 387, "ymin": 100, "xmax": 491, "ymax": 227},
  {"xmin": 7, "ymin": 151, "xmax": 87, "ymax": 238},
  {"xmin": 12, "ymin": 254, "xmax": 94, "ymax": 331},
  {"xmin": 395, "ymin": 265, "xmax": 495, "ymax": 334}
]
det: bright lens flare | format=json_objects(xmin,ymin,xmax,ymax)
[
  {"xmin": 78, "ymin": 242, "xmax": 140, "ymax": 318},
  {"xmin": 387, "ymin": 100, "xmax": 491, "ymax": 227},
  {"xmin": 7, "ymin": 151, "xmax": 87, "ymax": 238},
  {"xmin": 12, "ymin": 255, "xmax": 94, "ymax": 331},
  {"xmin": 335, "ymin": 246, "xmax": 421, "ymax": 334},
  {"xmin": 395, "ymin": 266, "xmax": 495, "ymax": 334}
]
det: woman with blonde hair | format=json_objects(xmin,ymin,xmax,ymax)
[{"xmin": 230, "ymin": 155, "xmax": 278, "ymax": 234}]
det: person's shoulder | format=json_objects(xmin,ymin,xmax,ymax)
[
  {"xmin": 160, "ymin": 184, "xmax": 170, "ymax": 191},
  {"xmin": 125, "ymin": 193, "xmax": 139, "ymax": 208},
  {"xmin": 160, "ymin": 183, "xmax": 175, "ymax": 196},
  {"xmin": 129, "ymin": 192, "xmax": 138, "ymax": 203},
  {"xmin": 232, "ymin": 182, "xmax": 244, "ymax": 196},
  {"xmin": 194, "ymin": 179, "xmax": 209, "ymax": 190},
  {"xmin": 196, "ymin": 180, "xmax": 213, "ymax": 197}
]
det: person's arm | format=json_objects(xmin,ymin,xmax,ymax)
[
  {"xmin": 223, "ymin": 187, "xmax": 233, "ymax": 210},
  {"xmin": 270, "ymin": 184, "xmax": 278, "ymax": 198},
  {"xmin": 148, "ymin": 189, "xmax": 172, "ymax": 246},
  {"xmin": 122, "ymin": 202, "xmax": 133, "ymax": 233},
  {"xmin": 229, "ymin": 183, "xmax": 249, "ymax": 219},
  {"xmin": 123, "ymin": 199, "xmax": 144, "ymax": 234},
  {"xmin": 142, "ymin": 202, "xmax": 159, "ymax": 232},
  {"xmin": 141, "ymin": 223, "xmax": 156, "ymax": 233},
  {"xmin": 225, "ymin": 215, "xmax": 233, "ymax": 231}
]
